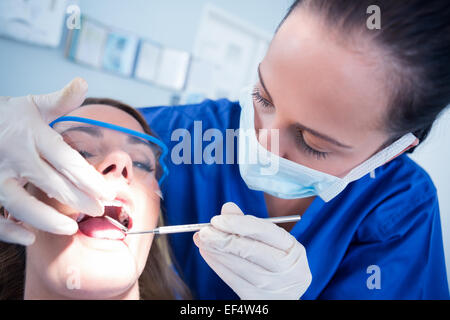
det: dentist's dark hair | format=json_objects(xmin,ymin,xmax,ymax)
[{"xmin": 282, "ymin": 0, "xmax": 450, "ymax": 152}]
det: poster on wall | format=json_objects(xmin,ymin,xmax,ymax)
[
  {"xmin": 154, "ymin": 48, "xmax": 190, "ymax": 91},
  {"xmin": 134, "ymin": 41, "xmax": 162, "ymax": 83},
  {"xmin": 184, "ymin": 4, "xmax": 271, "ymax": 102},
  {"xmin": 66, "ymin": 16, "xmax": 190, "ymax": 91},
  {"xmin": 0, "ymin": 0, "xmax": 68, "ymax": 47},
  {"xmin": 102, "ymin": 32, "xmax": 139, "ymax": 77},
  {"xmin": 72, "ymin": 19, "xmax": 108, "ymax": 68},
  {"xmin": 135, "ymin": 42, "xmax": 190, "ymax": 91}
]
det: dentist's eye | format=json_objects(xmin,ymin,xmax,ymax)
[
  {"xmin": 295, "ymin": 130, "xmax": 329, "ymax": 160},
  {"xmin": 252, "ymin": 88, "xmax": 273, "ymax": 109}
]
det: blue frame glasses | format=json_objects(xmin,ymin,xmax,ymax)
[{"xmin": 50, "ymin": 116, "xmax": 169, "ymax": 185}]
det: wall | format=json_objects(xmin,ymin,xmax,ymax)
[
  {"xmin": 0, "ymin": 0, "xmax": 292, "ymax": 107},
  {"xmin": 409, "ymin": 109, "xmax": 450, "ymax": 291}
]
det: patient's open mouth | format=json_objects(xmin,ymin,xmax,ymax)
[{"xmin": 77, "ymin": 200, "xmax": 133, "ymax": 240}]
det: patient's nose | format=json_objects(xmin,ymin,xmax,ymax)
[{"xmin": 97, "ymin": 151, "xmax": 134, "ymax": 183}]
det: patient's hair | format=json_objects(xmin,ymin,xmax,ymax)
[{"xmin": 0, "ymin": 98, "xmax": 191, "ymax": 300}]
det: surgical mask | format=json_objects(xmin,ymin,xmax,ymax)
[
  {"xmin": 50, "ymin": 116, "xmax": 169, "ymax": 188},
  {"xmin": 237, "ymin": 86, "xmax": 417, "ymax": 202}
]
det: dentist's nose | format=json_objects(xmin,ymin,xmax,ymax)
[
  {"xmin": 257, "ymin": 122, "xmax": 290, "ymax": 159},
  {"xmin": 97, "ymin": 151, "xmax": 134, "ymax": 183}
]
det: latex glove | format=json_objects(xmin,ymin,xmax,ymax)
[
  {"xmin": 0, "ymin": 78, "xmax": 115, "ymax": 246},
  {"xmin": 193, "ymin": 202, "xmax": 312, "ymax": 300}
]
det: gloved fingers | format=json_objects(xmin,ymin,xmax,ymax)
[
  {"xmin": 200, "ymin": 242, "xmax": 311, "ymax": 300},
  {"xmin": 220, "ymin": 202, "xmax": 245, "ymax": 216},
  {"xmin": 211, "ymin": 214, "xmax": 296, "ymax": 252},
  {"xmin": 199, "ymin": 246, "xmax": 300, "ymax": 300},
  {"xmin": 199, "ymin": 247, "xmax": 272, "ymax": 300},
  {"xmin": 197, "ymin": 247, "xmax": 259, "ymax": 300},
  {"xmin": 195, "ymin": 231, "xmax": 274, "ymax": 288},
  {"xmin": 23, "ymin": 155, "xmax": 105, "ymax": 216},
  {"xmin": 198, "ymin": 226, "xmax": 298, "ymax": 273},
  {"xmin": 0, "ymin": 179, "xmax": 78, "ymax": 235},
  {"xmin": 35, "ymin": 124, "xmax": 115, "ymax": 204},
  {"xmin": 0, "ymin": 215, "xmax": 35, "ymax": 246},
  {"xmin": 31, "ymin": 78, "xmax": 88, "ymax": 123},
  {"xmin": 197, "ymin": 242, "xmax": 253, "ymax": 285},
  {"xmin": 195, "ymin": 232, "xmax": 256, "ymax": 287},
  {"xmin": 216, "ymin": 202, "xmax": 295, "ymax": 252},
  {"xmin": 200, "ymin": 244, "xmax": 274, "ymax": 290}
]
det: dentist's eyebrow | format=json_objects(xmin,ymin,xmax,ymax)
[
  {"xmin": 258, "ymin": 64, "xmax": 274, "ymax": 103},
  {"xmin": 61, "ymin": 126, "xmax": 103, "ymax": 137},
  {"xmin": 258, "ymin": 64, "xmax": 352, "ymax": 149},
  {"xmin": 296, "ymin": 124, "xmax": 353, "ymax": 149}
]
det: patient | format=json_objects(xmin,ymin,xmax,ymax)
[{"xmin": 0, "ymin": 98, "xmax": 191, "ymax": 300}]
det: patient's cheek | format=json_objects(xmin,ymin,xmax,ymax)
[
  {"xmin": 26, "ymin": 184, "xmax": 74, "ymax": 216},
  {"xmin": 143, "ymin": 196, "xmax": 160, "ymax": 228}
]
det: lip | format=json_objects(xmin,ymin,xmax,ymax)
[
  {"xmin": 110, "ymin": 195, "xmax": 134, "ymax": 231},
  {"xmin": 72, "ymin": 193, "xmax": 135, "ymax": 227},
  {"xmin": 75, "ymin": 230, "xmax": 129, "ymax": 251},
  {"xmin": 68, "ymin": 190, "xmax": 136, "ymax": 245}
]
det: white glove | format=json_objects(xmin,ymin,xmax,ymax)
[
  {"xmin": 0, "ymin": 78, "xmax": 115, "ymax": 246},
  {"xmin": 193, "ymin": 202, "xmax": 312, "ymax": 300}
]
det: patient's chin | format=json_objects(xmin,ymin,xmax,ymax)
[
  {"xmin": 40, "ymin": 247, "xmax": 139, "ymax": 299},
  {"xmin": 26, "ymin": 229, "xmax": 141, "ymax": 299},
  {"xmin": 24, "ymin": 182, "xmax": 150, "ymax": 299},
  {"xmin": 60, "ymin": 263, "xmax": 138, "ymax": 299}
]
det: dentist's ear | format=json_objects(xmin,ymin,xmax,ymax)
[
  {"xmin": 405, "ymin": 137, "xmax": 420, "ymax": 152},
  {"xmin": 387, "ymin": 137, "xmax": 420, "ymax": 163}
]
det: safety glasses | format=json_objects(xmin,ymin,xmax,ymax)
[{"xmin": 50, "ymin": 116, "xmax": 169, "ymax": 186}]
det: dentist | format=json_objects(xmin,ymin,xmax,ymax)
[{"xmin": 1, "ymin": 0, "xmax": 449, "ymax": 299}]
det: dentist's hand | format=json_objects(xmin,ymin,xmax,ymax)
[
  {"xmin": 0, "ymin": 78, "xmax": 114, "ymax": 246},
  {"xmin": 193, "ymin": 202, "xmax": 312, "ymax": 300}
]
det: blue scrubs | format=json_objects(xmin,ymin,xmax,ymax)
[{"xmin": 140, "ymin": 99, "xmax": 449, "ymax": 300}]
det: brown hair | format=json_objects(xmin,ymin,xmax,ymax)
[{"xmin": 0, "ymin": 98, "xmax": 191, "ymax": 300}]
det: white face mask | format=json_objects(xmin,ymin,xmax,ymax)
[{"xmin": 237, "ymin": 86, "xmax": 417, "ymax": 202}]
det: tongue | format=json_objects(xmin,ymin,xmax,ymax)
[{"xmin": 78, "ymin": 217, "xmax": 125, "ymax": 240}]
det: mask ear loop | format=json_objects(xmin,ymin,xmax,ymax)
[{"xmin": 319, "ymin": 132, "xmax": 417, "ymax": 202}]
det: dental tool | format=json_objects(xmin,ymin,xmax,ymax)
[
  {"xmin": 104, "ymin": 215, "xmax": 129, "ymax": 231},
  {"xmin": 122, "ymin": 215, "xmax": 301, "ymax": 235}
]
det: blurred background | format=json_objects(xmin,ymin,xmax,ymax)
[
  {"xmin": 0, "ymin": 0, "xmax": 292, "ymax": 106},
  {"xmin": 0, "ymin": 0, "xmax": 449, "ymax": 291}
]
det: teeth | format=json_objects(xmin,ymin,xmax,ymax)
[
  {"xmin": 76, "ymin": 200, "xmax": 131, "ymax": 226},
  {"xmin": 101, "ymin": 200, "xmax": 125, "ymax": 207},
  {"xmin": 118, "ymin": 210, "xmax": 128, "ymax": 225},
  {"xmin": 101, "ymin": 200, "xmax": 130, "ymax": 226}
]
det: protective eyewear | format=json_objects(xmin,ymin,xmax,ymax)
[{"xmin": 50, "ymin": 116, "xmax": 169, "ymax": 186}]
